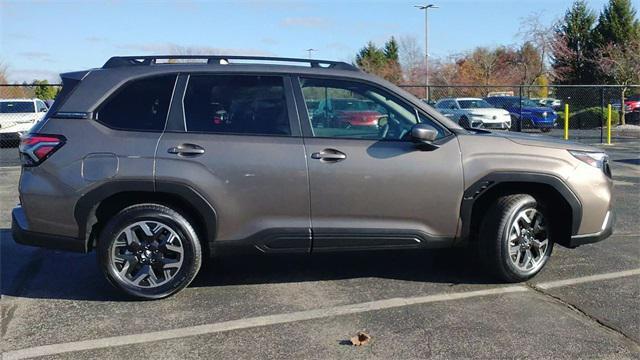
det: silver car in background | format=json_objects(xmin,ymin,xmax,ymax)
[{"xmin": 435, "ymin": 97, "xmax": 511, "ymax": 130}]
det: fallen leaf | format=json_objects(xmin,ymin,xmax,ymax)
[{"xmin": 350, "ymin": 331, "xmax": 371, "ymax": 346}]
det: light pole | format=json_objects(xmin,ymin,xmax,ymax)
[
  {"xmin": 415, "ymin": 4, "xmax": 438, "ymax": 99},
  {"xmin": 305, "ymin": 48, "xmax": 317, "ymax": 59}
]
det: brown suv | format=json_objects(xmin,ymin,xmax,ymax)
[{"xmin": 12, "ymin": 56, "xmax": 614, "ymax": 299}]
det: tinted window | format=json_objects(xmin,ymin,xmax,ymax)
[
  {"xmin": 0, "ymin": 101, "xmax": 35, "ymax": 113},
  {"xmin": 97, "ymin": 75, "xmax": 176, "ymax": 131},
  {"xmin": 184, "ymin": 75, "xmax": 290, "ymax": 136},
  {"xmin": 301, "ymin": 77, "xmax": 446, "ymax": 140}
]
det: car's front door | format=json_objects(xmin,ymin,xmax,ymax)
[
  {"xmin": 155, "ymin": 74, "xmax": 311, "ymax": 253},
  {"xmin": 294, "ymin": 77, "xmax": 464, "ymax": 252}
]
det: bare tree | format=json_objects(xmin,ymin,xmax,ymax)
[
  {"xmin": 517, "ymin": 13, "xmax": 554, "ymax": 84},
  {"xmin": 0, "ymin": 61, "xmax": 7, "ymax": 83},
  {"xmin": 399, "ymin": 35, "xmax": 424, "ymax": 83},
  {"xmin": 595, "ymin": 39, "xmax": 640, "ymax": 125}
]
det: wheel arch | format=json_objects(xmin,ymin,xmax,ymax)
[
  {"xmin": 74, "ymin": 180, "xmax": 217, "ymax": 254},
  {"xmin": 459, "ymin": 172, "xmax": 581, "ymax": 248}
]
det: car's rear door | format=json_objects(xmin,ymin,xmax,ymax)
[
  {"xmin": 155, "ymin": 73, "xmax": 311, "ymax": 253},
  {"xmin": 293, "ymin": 76, "xmax": 464, "ymax": 252}
]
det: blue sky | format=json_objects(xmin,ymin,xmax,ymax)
[{"xmin": 1, "ymin": 0, "xmax": 610, "ymax": 83}]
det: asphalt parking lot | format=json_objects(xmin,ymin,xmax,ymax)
[{"xmin": 1, "ymin": 137, "xmax": 639, "ymax": 359}]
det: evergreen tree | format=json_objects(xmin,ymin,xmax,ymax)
[
  {"xmin": 594, "ymin": 0, "xmax": 640, "ymax": 47},
  {"xmin": 551, "ymin": 0, "xmax": 598, "ymax": 84},
  {"xmin": 355, "ymin": 41, "xmax": 387, "ymax": 75},
  {"xmin": 383, "ymin": 37, "xmax": 402, "ymax": 83}
]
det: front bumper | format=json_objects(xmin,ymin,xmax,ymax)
[
  {"xmin": 568, "ymin": 209, "xmax": 615, "ymax": 248},
  {"xmin": 12, "ymin": 206, "xmax": 88, "ymax": 253}
]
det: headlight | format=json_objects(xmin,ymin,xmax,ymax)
[{"xmin": 569, "ymin": 150, "xmax": 608, "ymax": 169}]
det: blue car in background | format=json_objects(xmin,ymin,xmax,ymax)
[{"xmin": 484, "ymin": 96, "xmax": 557, "ymax": 132}]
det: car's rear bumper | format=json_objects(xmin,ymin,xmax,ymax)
[
  {"xmin": 568, "ymin": 209, "xmax": 614, "ymax": 248},
  {"xmin": 12, "ymin": 206, "xmax": 88, "ymax": 253}
]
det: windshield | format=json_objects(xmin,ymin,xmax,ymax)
[
  {"xmin": 521, "ymin": 99, "xmax": 541, "ymax": 107},
  {"xmin": 458, "ymin": 99, "xmax": 494, "ymax": 109},
  {"xmin": 0, "ymin": 101, "xmax": 35, "ymax": 113}
]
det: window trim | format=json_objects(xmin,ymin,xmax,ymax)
[
  {"xmin": 175, "ymin": 73, "xmax": 301, "ymax": 138},
  {"xmin": 93, "ymin": 74, "xmax": 179, "ymax": 133},
  {"xmin": 293, "ymin": 75, "xmax": 452, "ymax": 142}
]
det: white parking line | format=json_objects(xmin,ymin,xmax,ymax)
[
  {"xmin": 3, "ymin": 268, "xmax": 640, "ymax": 360},
  {"xmin": 536, "ymin": 268, "xmax": 640, "ymax": 290}
]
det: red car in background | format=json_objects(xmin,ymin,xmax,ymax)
[
  {"xmin": 625, "ymin": 94, "xmax": 640, "ymax": 113},
  {"xmin": 311, "ymin": 98, "xmax": 385, "ymax": 128}
]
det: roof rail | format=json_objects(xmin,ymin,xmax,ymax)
[{"xmin": 102, "ymin": 55, "xmax": 358, "ymax": 71}]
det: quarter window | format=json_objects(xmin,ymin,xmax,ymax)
[
  {"xmin": 97, "ymin": 75, "xmax": 176, "ymax": 131},
  {"xmin": 183, "ymin": 75, "xmax": 290, "ymax": 136}
]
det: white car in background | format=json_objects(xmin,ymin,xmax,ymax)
[
  {"xmin": 434, "ymin": 97, "xmax": 512, "ymax": 130},
  {"xmin": 0, "ymin": 99, "xmax": 48, "ymax": 147}
]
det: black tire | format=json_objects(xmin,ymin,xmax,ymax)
[
  {"xmin": 97, "ymin": 203, "xmax": 202, "ymax": 300},
  {"xmin": 540, "ymin": 127, "xmax": 551, "ymax": 133},
  {"xmin": 478, "ymin": 194, "xmax": 553, "ymax": 282}
]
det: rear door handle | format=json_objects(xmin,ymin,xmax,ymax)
[
  {"xmin": 311, "ymin": 149, "xmax": 347, "ymax": 162},
  {"xmin": 168, "ymin": 143, "xmax": 205, "ymax": 156}
]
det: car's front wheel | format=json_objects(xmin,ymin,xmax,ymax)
[
  {"xmin": 97, "ymin": 204, "xmax": 202, "ymax": 300},
  {"xmin": 478, "ymin": 194, "xmax": 553, "ymax": 282}
]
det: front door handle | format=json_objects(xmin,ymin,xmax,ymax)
[
  {"xmin": 311, "ymin": 149, "xmax": 347, "ymax": 162},
  {"xmin": 168, "ymin": 143, "xmax": 205, "ymax": 156}
]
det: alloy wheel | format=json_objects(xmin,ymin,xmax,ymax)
[
  {"xmin": 110, "ymin": 221, "xmax": 184, "ymax": 288},
  {"xmin": 507, "ymin": 208, "xmax": 549, "ymax": 273}
]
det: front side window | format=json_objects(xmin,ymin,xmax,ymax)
[
  {"xmin": 301, "ymin": 78, "xmax": 445, "ymax": 140},
  {"xmin": 36, "ymin": 100, "xmax": 48, "ymax": 112},
  {"xmin": 97, "ymin": 75, "xmax": 176, "ymax": 131},
  {"xmin": 183, "ymin": 75, "xmax": 290, "ymax": 136}
]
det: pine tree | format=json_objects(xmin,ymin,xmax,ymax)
[
  {"xmin": 594, "ymin": 0, "xmax": 640, "ymax": 46},
  {"xmin": 551, "ymin": 0, "xmax": 598, "ymax": 84},
  {"xmin": 355, "ymin": 41, "xmax": 387, "ymax": 75},
  {"xmin": 383, "ymin": 37, "xmax": 402, "ymax": 83}
]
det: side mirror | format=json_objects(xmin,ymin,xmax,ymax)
[{"xmin": 411, "ymin": 124, "xmax": 438, "ymax": 143}]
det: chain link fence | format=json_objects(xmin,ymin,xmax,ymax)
[
  {"xmin": 1, "ymin": 83, "xmax": 638, "ymax": 153},
  {"xmin": 400, "ymin": 84, "xmax": 640, "ymax": 144}
]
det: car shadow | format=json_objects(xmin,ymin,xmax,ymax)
[{"xmin": 1, "ymin": 228, "xmax": 494, "ymax": 302}]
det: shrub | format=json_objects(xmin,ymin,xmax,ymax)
[{"xmin": 558, "ymin": 107, "xmax": 621, "ymax": 129}]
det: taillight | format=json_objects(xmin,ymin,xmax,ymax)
[{"xmin": 19, "ymin": 134, "xmax": 66, "ymax": 166}]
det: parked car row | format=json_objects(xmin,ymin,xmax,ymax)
[{"xmin": 431, "ymin": 96, "xmax": 558, "ymax": 132}]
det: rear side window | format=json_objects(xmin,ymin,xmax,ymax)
[
  {"xmin": 97, "ymin": 75, "xmax": 176, "ymax": 131},
  {"xmin": 0, "ymin": 101, "xmax": 35, "ymax": 113},
  {"xmin": 183, "ymin": 75, "xmax": 290, "ymax": 136}
]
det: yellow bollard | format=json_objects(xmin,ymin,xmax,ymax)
[
  {"xmin": 607, "ymin": 104, "xmax": 612, "ymax": 145},
  {"xmin": 564, "ymin": 104, "xmax": 569, "ymax": 140}
]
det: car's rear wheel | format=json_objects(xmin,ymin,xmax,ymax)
[
  {"xmin": 478, "ymin": 194, "xmax": 553, "ymax": 282},
  {"xmin": 540, "ymin": 127, "xmax": 551, "ymax": 133},
  {"xmin": 97, "ymin": 204, "xmax": 202, "ymax": 300}
]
